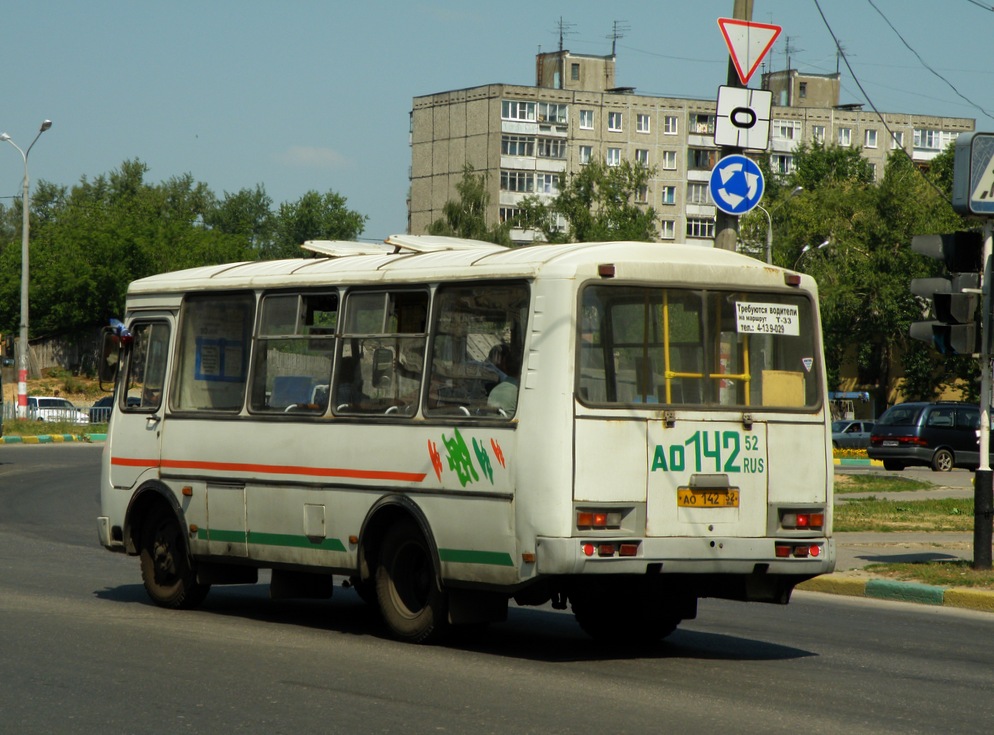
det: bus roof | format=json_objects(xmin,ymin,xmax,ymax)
[{"xmin": 126, "ymin": 236, "xmax": 815, "ymax": 296}]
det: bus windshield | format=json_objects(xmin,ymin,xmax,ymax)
[{"xmin": 578, "ymin": 285, "xmax": 820, "ymax": 409}]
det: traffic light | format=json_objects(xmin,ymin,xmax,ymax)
[{"xmin": 909, "ymin": 232, "xmax": 984, "ymax": 355}]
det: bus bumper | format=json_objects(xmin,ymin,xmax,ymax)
[{"xmin": 535, "ymin": 535, "xmax": 836, "ymax": 577}]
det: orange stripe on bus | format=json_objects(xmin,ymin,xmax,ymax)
[{"xmin": 111, "ymin": 455, "xmax": 425, "ymax": 483}]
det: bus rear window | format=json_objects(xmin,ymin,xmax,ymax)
[{"xmin": 578, "ymin": 285, "xmax": 820, "ymax": 410}]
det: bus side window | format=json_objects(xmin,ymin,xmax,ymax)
[
  {"xmin": 249, "ymin": 292, "xmax": 337, "ymax": 414},
  {"xmin": 125, "ymin": 321, "xmax": 170, "ymax": 411},
  {"xmin": 174, "ymin": 293, "xmax": 254, "ymax": 412},
  {"xmin": 336, "ymin": 290, "xmax": 427, "ymax": 416},
  {"xmin": 426, "ymin": 282, "xmax": 529, "ymax": 418}
]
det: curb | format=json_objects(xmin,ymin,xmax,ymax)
[
  {"xmin": 0, "ymin": 433, "xmax": 106, "ymax": 444},
  {"xmin": 797, "ymin": 573, "xmax": 994, "ymax": 613},
  {"xmin": 833, "ymin": 458, "xmax": 883, "ymax": 467}
]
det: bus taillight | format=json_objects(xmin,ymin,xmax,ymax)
[
  {"xmin": 576, "ymin": 509, "xmax": 623, "ymax": 530},
  {"xmin": 780, "ymin": 510, "xmax": 825, "ymax": 530},
  {"xmin": 775, "ymin": 543, "xmax": 823, "ymax": 558}
]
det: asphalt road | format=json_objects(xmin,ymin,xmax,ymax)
[{"xmin": 2, "ymin": 444, "xmax": 994, "ymax": 734}]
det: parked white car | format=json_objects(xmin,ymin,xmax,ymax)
[{"xmin": 27, "ymin": 396, "xmax": 90, "ymax": 424}]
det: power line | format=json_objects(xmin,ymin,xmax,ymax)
[
  {"xmin": 868, "ymin": 0, "xmax": 994, "ymax": 120},
  {"xmin": 811, "ymin": 0, "xmax": 951, "ymax": 204}
]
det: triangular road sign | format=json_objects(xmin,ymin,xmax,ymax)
[{"xmin": 717, "ymin": 17, "xmax": 782, "ymax": 85}]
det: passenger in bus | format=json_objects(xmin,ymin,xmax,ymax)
[{"xmin": 487, "ymin": 343, "xmax": 521, "ymax": 413}]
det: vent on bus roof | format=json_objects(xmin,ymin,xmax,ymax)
[{"xmin": 301, "ymin": 235, "xmax": 508, "ymax": 259}]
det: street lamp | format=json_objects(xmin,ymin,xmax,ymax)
[
  {"xmin": 793, "ymin": 239, "xmax": 830, "ymax": 270},
  {"xmin": 1, "ymin": 119, "xmax": 53, "ymax": 419},
  {"xmin": 755, "ymin": 185, "xmax": 803, "ymax": 265}
]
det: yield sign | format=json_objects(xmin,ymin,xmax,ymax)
[{"xmin": 717, "ymin": 17, "xmax": 782, "ymax": 85}]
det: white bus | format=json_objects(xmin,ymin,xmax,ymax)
[{"xmin": 97, "ymin": 236, "xmax": 834, "ymax": 643}]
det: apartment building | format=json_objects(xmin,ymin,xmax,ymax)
[{"xmin": 408, "ymin": 50, "xmax": 974, "ymax": 244}]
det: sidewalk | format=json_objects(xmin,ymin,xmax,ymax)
[{"xmin": 799, "ymin": 522, "xmax": 994, "ymax": 613}]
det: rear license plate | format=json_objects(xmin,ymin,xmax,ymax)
[
  {"xmin": 882, "ymin": 440, "xmax": 898, "ymax": 447},
  {"xmin": 677, "ymin": 488, "xmax": 740, "ymax": 508}
]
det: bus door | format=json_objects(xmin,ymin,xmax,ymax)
[{"xmin": 107, "ymin": 316, "xmax": 174, "ymax": 493}]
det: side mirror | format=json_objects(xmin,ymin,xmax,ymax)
[{"xmin": 99, "ymin": 328, "xmax": 122, "ymax": 389}]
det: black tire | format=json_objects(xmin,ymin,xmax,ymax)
[
  {"xmin": 139, "ymin": 507, "xmax": 210, "ymax": 609},
  {"xmin": 375, "ymin": 519, "xmax": 447, "ymax": 643},
  {"xmin": 570, "ymin": 579, "xmax": 682, "ymax": 644},
  {"xmin": 882, "ymin": 460, "xmax": 906, "ymax": 471},
  {"xmin": 931, "ymin": 448, "xmax": 954, "ymax": 472}
]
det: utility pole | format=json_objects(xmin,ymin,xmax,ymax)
[{"xmin": 714, "ymin": 0, "xmax": 754, "ymax": 252}]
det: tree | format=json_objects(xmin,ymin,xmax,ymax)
[
  {"xmin": 519, "ymin": 160, "xmax": 658, "ymax": 243},
  {"xmin": 759, "ymin": 142, "xmax": 968, "ymax": 408},
  {"xmin": 0, "ymin": 159, "xmax": 371, "ymax": 346},
  {"xmin": 428, "ymin": 166, "xmax": 511, "ymax": 245},
  {"xmin": 269, "ymin": 190, "xmax": 368, "ymax": 259}
]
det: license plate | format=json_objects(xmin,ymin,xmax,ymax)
[
  {"xmin": 882, "ymin": 440, "xmax": 898, "ymax": 447},
  {"xmin": 677, "ymin": 488, "xmax": 740, "ymax": 508}
]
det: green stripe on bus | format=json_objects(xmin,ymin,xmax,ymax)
[
  {"xmin": 438, "ymin": 548, "xmax": 515, "ymax": 567},
  {"xmin": 196, "ymin": 528, "xmax": 346, "ymax": 552}
]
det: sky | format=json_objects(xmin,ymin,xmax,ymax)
[{"xmin": 1, "ymin": 0, "xmax": 992, "ymax": 243}]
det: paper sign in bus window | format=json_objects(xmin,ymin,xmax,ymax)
[{"xmin": 735, "ymin": 302, "xmax": 799, "ymax": 336}]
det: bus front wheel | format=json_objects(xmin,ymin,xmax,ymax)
[
  {"xmin": 139, "ymin": 508, "xmax": 210, "ymax": 609},
  {"xmin": 375, "ymin": 520, "xmax": 447, "ymax": 643}
]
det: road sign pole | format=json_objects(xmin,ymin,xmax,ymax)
[
  {"xmin": 714, "ymin": 0, "xmax": 753, "ymax": 252},
  {"xmin": 975, "ymin": 219, "xmax": 993, "ymax": 569}
]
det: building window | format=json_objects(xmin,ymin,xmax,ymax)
[
  {"xmin": 608, "ymin": 111, "xmax": 623, "ymax": 132},
  {"xmin": 661, "ymin": 186, "xmax": 676, "ymax": 205},
  {"xmin": 799, "ymin": 82, "xmax": 807, "ymax": 99},
  {"xmin": 812, "ymin": 125, "xmax": 826, "ymax": 144},
  {"xmin": 664, "ymin": 115, "xmax": 679, "ymax": 135},
  {"xmin": 660, "ymin": 220, "xmax": 676, "ymax": 240},
  {"xmin": 687, "ymin": 182, "xmax": 710, "ymax": 205},
  {"xmin": 772, "ymin": 119, "xmax": 801, "ymax": 141},
  {"xmin": 635, "ymin": 185, "xmax": 648, "ymax": 204},
  {"xmin": 536, "ymin": 173, "xmax": 560, "ymax": 194},
  {"xmin": 579, "ymin": 109, "xmax": 594, "ymax": 129},
  {"xmin": 690, "ymin": 113, "xmax": 715, "ymax": 135},
  {"xmin": 892, "ymin": 131, "xmax": 905, "ymax": 149},
  {"xmin": 499, "ymin": 207, "xmax": 523, "ymax": 224},
  {"xmin": 687, "ymin": 217, "xmax": 715, "ymax": 239},
  {"xmin": 635, "ymin": 149, "xmax": 649, "ymax": 165},
  {"xmin": 689, "ymin": 148, "xmax": 717, "ymax": 170},
  {"xmin": 501, "ymin": 135, "xmax": 534, "ymax": 157},
  {"xmin": 838, "ymin": 128, "xmax": 852, "ymax": 147},
  {"xmin": 636, "ymin": 114, "xmax": 650, "ymax": 133},
  {"xmin": 913, "ymin": 128, "xmax": 957, "ymax": 150},
  {"xmin": 538, "ymin": 102, "xmax": 568, "ymax": 124},
  {"xmin": 500, "ymin": 170, "xmax": 534, "ymax": 193},
  {"xmin": 579, "ymin": 145, "xmax": 593, "ymax": 165},
  {"xmin": 661, "ymin": 150, "xmax": 677, "ymax": 170},
  {"xmin": 571, "ymin": 63, "xmax": 580, "ymax": 81},
  {"xmin": 606, "ymin": 148, "xmax": 622, "ymax": 167},
  {"xmin": 864, "ymin": 129, "xmax": 878, "ymax": 148},
  {"xmin": 771, "ymin": 154, "xmax": 795, "ymax": 175},
  {"xmin": 537, "ymin": 137, "xmax": 566, "ymax": 159},
  {"xmin": 502, "ymin": 100, "xmax": 535, "ymax": 122}
]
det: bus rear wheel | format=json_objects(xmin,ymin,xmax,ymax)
[
  {"xmin": 139, "ymin": 508, "xmax": 210, "ymax": 609},
  {"xmin": 570, "ymin": 579, "xmax": 682, "ymax": 644},
  {"xmin": 375, "ymin": 520, "xmax": 447, "ymax": 643}
]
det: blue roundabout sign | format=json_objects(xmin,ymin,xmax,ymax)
[{"xmin": 709, "ymin": 154, "xmax": 765, "ymax": 216}]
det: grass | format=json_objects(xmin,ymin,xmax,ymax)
[
  {"xmin": 834, "ymin": 473, "xmax": 932, "ymax": 494},
  {"xmin": 2, "ymin": 418, "xmax": 104, "ymax": 437},
  {"xmin": 863, "ymin": 560, "xmax": 994, "ymax": 590},
  {"xmin": 833, "ymin": 471, "xmax": 994, "ymax": 589},
  {"xmin": 834, "ymin": 496, "xmax": 974, "ymax": 532}
]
